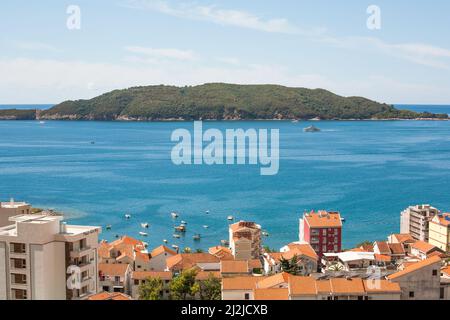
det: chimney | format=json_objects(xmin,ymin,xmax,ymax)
[
  {"xmin": 10, "ymin": 198, "xmax": 14, "ymax": 206},
  {"xmin": 60, "ymin": 221, "xmax": 67, "ymax": 234}
]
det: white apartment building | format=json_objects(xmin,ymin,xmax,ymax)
[
  {"xmin": 0, "ymin": 199, "xmax": 31, "ymax": 227},
  {"xmin": 229, "ymin": 221, "xmax": 262, "ymax": 260},
  {"xmin": 400, "ymin": 205, "xmax": 439, "ymax": 241},
  {"xmin": 0, "ymin": 214, "xmax": 101, "ymax": 300}
]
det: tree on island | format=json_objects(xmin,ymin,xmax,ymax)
[{"xmin": 138, "ymin": 277, "xmax": 164, "ymax": 300}]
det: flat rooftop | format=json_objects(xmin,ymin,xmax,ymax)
[{"xmin": 0, "ymin": 201, "xmax": 29, "ymax": 209}]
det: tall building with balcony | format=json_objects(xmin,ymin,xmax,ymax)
[
  {"xmin": 299, "ymin": 211, "xmax": 342, "ymax": 258},
  {"xmin": 429, "ymin": 213, "xmax": 450, "ymax": 253},
  {"xmin": 229, "ymin": 221, "xmax": 262, "ymax": 260},
  {"xmin": 0, "ymin": 214, "xmax": 101, "ymax": 300},
  {"xmin": 0, "ymin": 199, "xmax": 31, "ymax": 227},
  {"xmin": 400, "ymin": 205, "xmax": 439, "ymax": 241}
]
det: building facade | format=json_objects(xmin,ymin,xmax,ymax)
[
  {"xmin": 0, "ymin": 199, "xmax": 31, "ymax": 228},
  {"xmin": 0, "ymin": 214, "xmax": 100, "ymax": 300},
  {"xmin": 299, "ymin": 211, "xmax": 342, "ymax": 258},
  {"xmin": 400, "ymin": 205, "xmax": 439, "ymax": 241},
  {"xmin": 429, "ymin": 214, "xmax": 450, "ymax": 253},
  {"xmin": 229, "ymin": 221, "xmax": 262, "ymax": 260}
]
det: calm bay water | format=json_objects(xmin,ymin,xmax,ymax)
[{"xmin": 1, "ymin": 108, "xmax": 450, "ymax": 251}]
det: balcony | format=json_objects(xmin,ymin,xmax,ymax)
[{"xmin": 70, "ymin": 246, "xmax": 92, "ymax": 258}]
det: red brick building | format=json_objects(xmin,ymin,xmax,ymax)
[{"xmin": 299, "ymin": 211, "xmax": 343, "ymax": 257}]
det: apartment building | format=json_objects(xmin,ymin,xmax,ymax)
[
  {"xmin": 229, "ymin": 221, "xmax": 262, "ymax": 260},
  {"xmin": 0, "ymin": 214, "xmax": 100, "ymax": 300},
  {"xmin": 299, "ymin": 211, "xmax": 342, "ymax": 257},
  {"xmin": 0, "ymin": 199, "xmax": 31, "ymax": 227},
  {"xmin": 263, "ymin": 242, "xmax": 318, "ymax": 275},
  {"xmin": 98, "ymin": 263, "xmax": 132, "ymax": 295},
  {"xmin": 400, "ymin": 205, "xmax": 439, "ymax": 241},
  {"xmin": 131, "ymin": 271, "xmax": 173, "ymax": 299},
  {"xmin": 429, "ymin": 213, "xmax": 450, "ymax": 253}
]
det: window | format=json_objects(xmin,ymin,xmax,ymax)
[
  {"xmin": 10, "ymin": 243, "xmax": 26, "ymax": 254},
  {"xmin": 134, "ymin": 280, "xmax": 139, "ymax": 285},
  {"xmin": 244, "ymin": 293, "xmax": 250, "ymax": 300},
  {"xmin": 12, "ymin": 289, "xmax": 27, "ymax": 300},
  {"xmin": 432, "ymin": 270, "xmax": 438, "ymax": 276},
  {"xmin": 409, "ymin": 291, "xmax": 415, "ymax": 298}
]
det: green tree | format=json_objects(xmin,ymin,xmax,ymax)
[
  {"xmin": 280, "ymin": 254, "xmax": 303, "ymax": 275},
  {"xmin": 169, "ymin": 269, "xmax": 198, "ymax": 300},
  {"xmin": 138, "ymin": 277, "xmax": 163, "ymax": 300},
  {"xmin": 198, "ymin": 274, "xmax": 221, "ymax": 300}
]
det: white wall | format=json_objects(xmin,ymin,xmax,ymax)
[{"xmin": 0, "ymin": 242, "xmax": 6, "ymax": 300}]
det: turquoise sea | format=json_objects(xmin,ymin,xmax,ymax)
[{"xmin": 1, "ymin": 105, "xmax": 450, "ymax": 251}]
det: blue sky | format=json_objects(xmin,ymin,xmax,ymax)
[{"xmin": 0, "ymin": 0, "xmax": 450, "ymax": 104}]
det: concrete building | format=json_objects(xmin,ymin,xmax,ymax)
[
  {"xmin": 131, "ymin": 271, "xmax": 172, "ymax": 300},
  {"xmin": 263, "ymin": 242, "xmax": 318, "ymax": 275},
  {"xmin": 0, "ymin": 199, "xmax": 31, "ymax": 228},
  {"xmin": 0, "ymin": 214, "xmax": 101, "ymax": 300},
  {"xmin": 429, "ymin": 213, "xmax": 450, "ymax": 253},
  {"xmin": 299, "ymin": 211, "xmax": 342, "ymax": 258},
  {"xmin": 400, "ymin": 205, "xmax": 439, "ymax": 241},
  {"xmin": 387, "ymin": 256, "xmax": 442, "ymax": 300},
  {"xmin": 229, "ymin": 221, "xmax": 262, "ymax": 260},
  {"xmin": 98, "ymin": 263, "xmax": 132, "ymax": 294}
]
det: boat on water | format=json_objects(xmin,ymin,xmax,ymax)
[
  {"xmin": 174, "ymin": 225, "xmax": 186, "ymax": 232},
  {"xmin": 171, "ymin": 212, "xmax": 179, "ymax": 218},
  {"xmin": 203, "ymin": 225, "xmax": 209, "ymax": 229},
  {"xmin": 105, "ymin": 225, "xmax": 112, "ymax": 230},
  {"xmin": 262, "ymin": 231, "xmax": 270, "ymax": 237},
  {"xmin": 181, "ymin": 221, "xmax": 187, "ymax": 225},
  {"xmin": 139, "ymin": 232, "xmax": 148, "ymax": 237},
  {"xmin": 171, "ymin": 244, "xmax": 179, "ymax": 250},
  {"xmin": 303, "ymin": 125, "xmax": 321, "ymax": 132},
  {"xmin": 163, "ymin": 239, "xmax": 168, "ymax": 243},
  {"xmin": 291, "ymin": 120, "xmax": 299, "ymax": 123},
  {"xmin": 173, "ymin": 234, "xmax": 181, "ymax": 239},
  {"xmin": 141, "ymin": 222, "xmax": 149, "ymax": 228},
  {"xmin": 39, "ymin": 121, "xmax": 46, "ymax": 124},
  {"xmin": 205, "ymin": 210, "xmax": 210, "ymax": 214},
  {"xmin": 125, "ymin": 214, "xmax": 132, "ymax": 219},
  {"xmin": 193, "ymin": 234, "xmax": 201, "ymax": 241},
  {"xmin": 341, "ymin": 217, "xmax": 346, "ymax": 223},
  {"xmin": 227, "ymin": 216, "xmax": 234, "ymax": 221}
]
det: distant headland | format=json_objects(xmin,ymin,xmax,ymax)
[{"xmin": 0, "ymin": 83, "xmax": 448, "ymax": 121}]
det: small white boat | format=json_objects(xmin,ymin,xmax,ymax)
[
  {"xmin": 227, "ymin": 216, "xmax": 234, "ymax": 221},
  {"xmin": 303, "ymin": 125, "xmax": 321, "ymax": 133},
  {"xmin": 181, "ymin": 221, "xmax": 187, "ymax": 225},
  {"xmin": 171, "ymin": 212, "xmax": 179, "ymax": 218},
  {"xmin": 205, "ymin": 210, "xmax": 210, "ymax": 214},
  {"xmin": 163, "ymin": 239, "xmax": 168, "ymax": 243},
  {"xmin": 292, "ymin": 120, "xmax": 299, "ymax": 123},
  {"xmin": 171, "ymin": 245, "xmax": 179, "ymax": 250},
  {"xmin": 193, "ymin": 234, "xmax": 201, "ymax": 241},
  {"xmin": 39, "ymin": 121, "xmax": 45, "ymax": 124},
  {"xmin": 173, "ymin": 234, "xmax": 181, "ymax": 239},
  {"xmin": 203, "ymin": 225, "xmax": 209, "ymax": 229},
  {"xmin": 139, "ymin": 232, "xmax": 148, "ymax": 237},
  {"xmin": 341, "ymin": 217, "xmax": 346, "ymax": 223},
  {"xmin": 262, "ymin": 231, "xmax": 270, "ymax": 237},
  {"xmin": 125, "ymin": 214, "xmax": 131, "ymax": 219},
  {"xmin": 141, "ymin": 223, "xmax": 149, "ymax": 228}
]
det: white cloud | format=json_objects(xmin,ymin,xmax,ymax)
[
  {"xmin": 15, "ymin": 41, "xmax": 61, "ymax": 53},
  {"xmin": 124, "ymin": 46, "xmax": 197, "ymax": 61},
  {"xmin": 122, "ymin": 0, "xmax": 320, "ymax": 35},
  {"xmin": 1, "ymin": 57, "xmax": 448, "ymax": 104}
]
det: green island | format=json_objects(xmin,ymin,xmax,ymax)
[{"xmin": 1, "ymin": 83, "xmax": 448, "ymax": 121}]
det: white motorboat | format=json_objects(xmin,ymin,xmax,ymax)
[
  {"xmin": 139, "ymin": 232, "xmax": 148, "ymax": 237},
  {"xmin": 141, "ymin": 222, "xmax": 149, "ymax": 228}
]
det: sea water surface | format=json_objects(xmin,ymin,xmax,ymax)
[{"xmin": 1, "ymin": 108, "xmax": 450, "ymax": 250}]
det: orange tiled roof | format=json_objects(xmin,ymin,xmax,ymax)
[
  {"xmin": 208, "ymin": 246, "xmax": 234, "ymax": 260},
  {"xmin": 387, "ymin": 256, "xmax": 442, "ymax": 280},
  {"xmin": 432, "ymin": 214, "xmax": 450, "ymax": 227},
  {"xmin": 388, "ymin": 243, "xmax": 405, "ymax": 255},
  {"xmin": 196, "ymin": 271, "xmax": 222, "ymax": 281},
  {"xmin": 110, "ymin": 235, "xmax": 143, "ymax": 247},
  {"xmin": 392, "ymin": 233, "xmax": 415, "ymax": 244},
  {"xmin": 99, "ymin": 263, "xmax": 130, "ymax": 277},
  {"xmin": 257, "ymin": 273, "xmax": 290, "ymax": 289},
  {"xmin": 248, "ymin": 259, "xmax": 263, "ymax": 269},
  {"xmin": 151, "ymin": 245, "xmax": 177, "ymax": 257},
  {"xmin": 254, "ymin": 288, "xmax": 289, "ymax": 300},
  {"xmin": 88, "ymin": 292, "xmax": 132, "ymax": 300},
  {"xmin": 330, "ymin": 278, "xmax": 365, "ymax": 295},
  {"xmin": 222, "ymin": 276, "xmax": 266, "ymax": 290},
  {"xmin": 229, "ymin": 221, "xmax": 260, "ymax": 232},
  {"xmin": 363, "ymin": 280, "xmax": 401, "ymax": 293},
  {"xmin": 284, "ymin": 243, "xmax": 318, "ymax": 261},
  {"xmin": 289, "ymin": 276, "xmax": 317, "ymax": 296},
  {"xmin": 374, "ymin": 241, "xmax": 390, "ymax": 254},
  {"xmin": 132, "ymin": 271, "xmax": 172, "ymax": 281},
  {"xmin": 304, "ymin": 211, "xmax": 342, "ymax": 228},
  {"xmin": 374, "ymin": 254, "xmax": 391, "ymax": 263},
  {"xmin": 135, "ymin": 250, "xmax": 150, "ymax": 262},
  {"xmin": 166, "ymin": 253, "xmax": 220, "ymax": 270},
  {"xmin": 411, "ymin": 240, "xmax": 437, "ymax": 253},
  {"xmin": 221, "ymin": 260, "xmax": 249, "ymax": 273},
  {"xmin": 98, "ymin": 241, "xmax": 113, "ymax": 259},
  {"xmin": 442, "ymin": 265, "xmax": 450, "ymax": 276}
]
